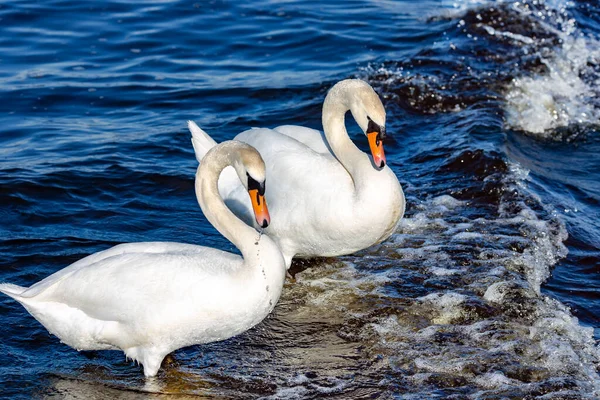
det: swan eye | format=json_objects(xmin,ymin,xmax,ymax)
[
  {"xmin": 247, "ymin": 172, "xmax": 266, "ymax": 195},
  {"xmin": 367, "ymin": 117, "xmax": 386, "ymax": 143}
]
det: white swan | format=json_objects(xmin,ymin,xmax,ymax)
[
  {"xmin": 0, "ymin": 141, "xmax": 286, "ymax": 377},
  {"xmin": 189, "ymin": 79, "xmax": 405, "ymax": 268}
]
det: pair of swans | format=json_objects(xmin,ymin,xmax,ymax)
[
  {"xmin": 189, "ymin": 79, "xmax": 405, "ymax": 268},
  {"xmin": 0, "ymin": 79, "xmax": 405, "ymax": 377}
]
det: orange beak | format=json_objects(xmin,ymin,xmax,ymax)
[
  {"xmin": 367, "ymin": 131, "xmax": 386, "ymax": 169},
  {"xmin": 249, "ymin": 189, "xmax": 270, "ymax": 228}
]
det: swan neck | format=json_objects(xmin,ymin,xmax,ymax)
[
  {"xmin": 195, "ymin": 146, "xmax": 260, "ymax": 256},
  {"xmin": 322, "ymin": 87, "xmax": 369, "ymax": 179}
]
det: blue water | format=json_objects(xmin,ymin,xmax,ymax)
[{"xmin": 1, "ymin": 0, "xmax": 599, "ymax": 398}]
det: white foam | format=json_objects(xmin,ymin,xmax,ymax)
[
  {"xmin": 431, "ymin": 194, "xmax": 464, "ymax": 209},
  {"xmin": 430, "ymin": 266, "xmax": 462, "ymax": 276},
  {"xmin": 482, "ymin": 24, "xmax": 535, "ymax": 44},
  {"xmin": 396, "ymin": 212, "xmax": 449, "ymax": 232},
  {"xmin": 414, "ymin": 356, "xmax": 470, "ymax": 374},
  {"xmin": 395, "ymin": 245, "xmax": 451, "ymax": 264},
  {"xmin": 418, "ymin": 292, "xmax": 468, "ymax": 324},
  {"xmin": 278, "ymin": 158, "xmax": 598, "ymax": 397},
  {"xmin": 473, "ymin": 371, "xmax": 517, "ymax": 389},
  {"xmin": 261, "ymin": 385, "xmax": 308, "ymax": 400},
  {"xmin": 260, "ymin": 372, "xmax": 347, "ymax": 399},
  {"xmin": 452, "ymin": 231, "xmax": 482, "ymax": 240},
  {"xmin": 502, "ymin": 3, "xmax": 600, "ymax": 136}
]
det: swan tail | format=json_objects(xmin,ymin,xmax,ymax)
[
  {"xmin": 0, "ymin": 283, "xmax": 28, "ymax": 300},
  {"xmin": 188, "ymin": 120, "xmax": 246, "ymax": 215},
  {"xmin": 188, "ymin": 120, "xmax": 218, "ymax": 163}
]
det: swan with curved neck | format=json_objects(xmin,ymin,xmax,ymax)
[
  {"xmin": 189, "ymin": 79, "xmax": 405, "ymax": 268},
  {"xmin": 0, "ymin": 141, "xmax": 285, "ymax": 377}
]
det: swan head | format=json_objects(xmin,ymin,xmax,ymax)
[
  {"xmin": 344, "ymin": 80, "xmax": 387, "ymax": 170},
  {"xmin": 232, "ymin": 146, "xmax": 271, "ymax": 228}
]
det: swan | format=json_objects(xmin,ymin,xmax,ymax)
[
  {"xmin": 0, "ymin": 141, "xmax": 286, "ymax": 377},
  {"xmin": 189, "ymin": 79, "xmax": 405, "ymax": 268}
]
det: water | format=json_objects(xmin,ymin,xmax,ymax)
[{"xmin": 1, "ymin": 0, "xmax": 599, "ymax": 398}]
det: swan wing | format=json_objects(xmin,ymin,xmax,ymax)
[
  {"xmin": 235, "ymin": 127, "xmax": 352, "ymax": 191},
  {"xmin": 233, "ymin": 128, "xmax": 355, "ymax": 229},
  {"xmin": 21, "ymin": 242, "xmax": 241, "ymax": 322},
  {"xmin": 201, "ymin": 126, "xmax": 343, "ymax": 231},
  {"xmin": 189, "ymin": 120, "xmax": 217, "ymax": 162},
  {"xmin": 272, "ymin": 125, "xmax": 332, "ymax": 155},
  {"xmin": 21, "ymin": 242, "xmax": 174, "ymax": 298}
]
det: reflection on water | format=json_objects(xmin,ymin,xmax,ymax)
[{"xmin": 46, "ymin": 376, "xmax": 213, "ymax": 399}]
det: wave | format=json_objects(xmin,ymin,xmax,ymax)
[
  {"xmin": 363, "ymin": 0, "xmax": 600, "ymax": 140},
  {"xmin": 277, "ymin": 151, "xmax": 600, "ymax": 398},
  {"xmin": 500, "ymin": 1, "xmax": 600, "ymax": 138}
]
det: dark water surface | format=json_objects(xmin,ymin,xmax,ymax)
[{"xmin": 1, "ymin": 0, "xmax": 599, "ymax": 398}]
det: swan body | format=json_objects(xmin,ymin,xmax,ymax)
[
  {"xmin": 189, "ymin": 79, "xmax": 405, "ymax": 268},
  {"xmin": 0, "ymin": 141, "xmax": 285, "ymax": 377}
]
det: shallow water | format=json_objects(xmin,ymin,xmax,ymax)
[{"xmin": 0, "ymin": 0, "xmax": 599, "ymax": 398}]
